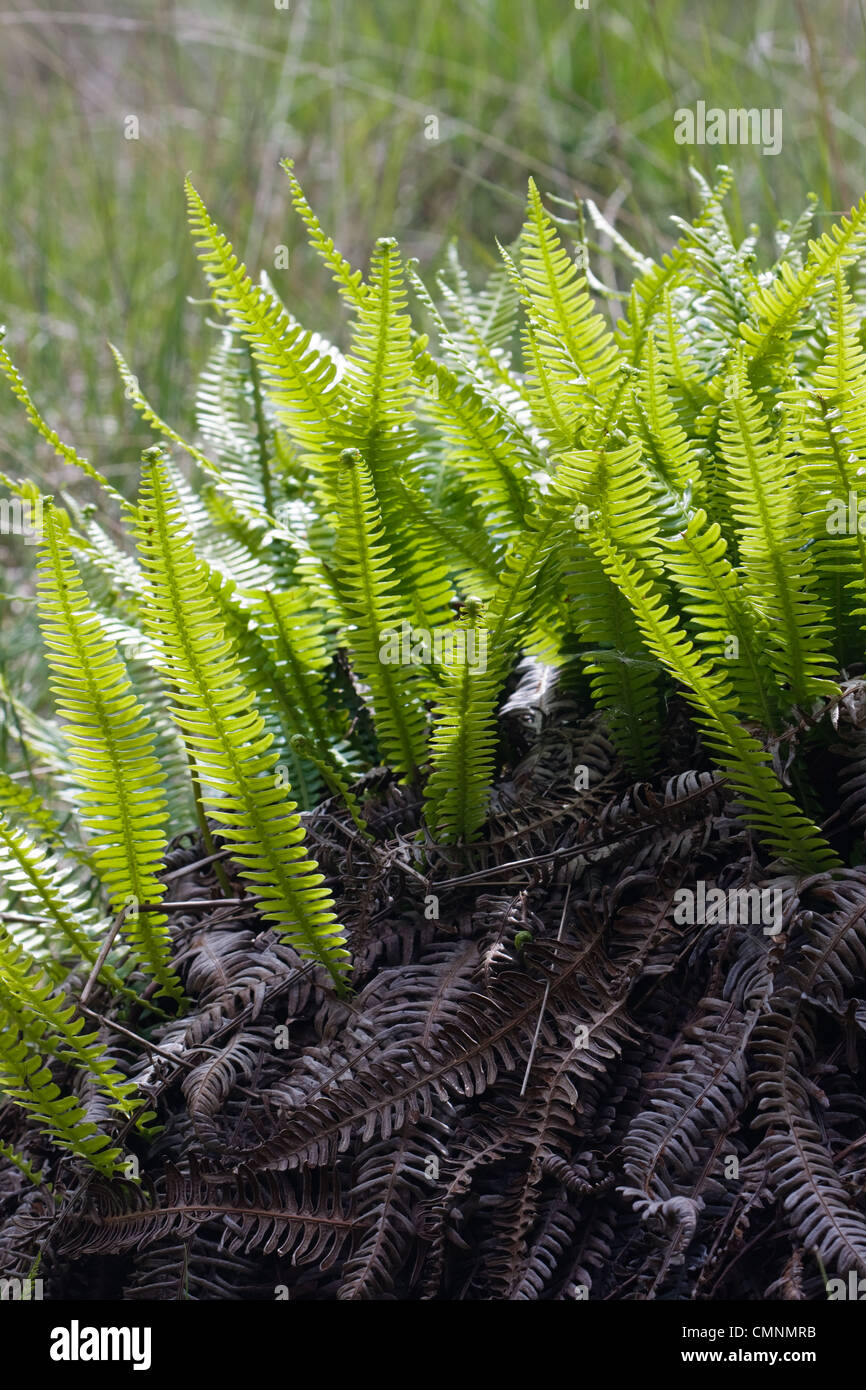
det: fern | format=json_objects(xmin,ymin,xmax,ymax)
[
  {"xmin": 185, "ymin": 179, "xmax": 341, "ymax": 484},
  {"xmin": 740, "ymin": 190, "xmax": 866, "ymax": 381},
  {"xmin": 0, "ymin": 924, "xmax": 150, "ymax": 1167},
  {"xmin": 0, "ymin": 338, "xmax": 125, "ymax": 507},
  {"xmin": 659, "ymin": 510, "xmax": 780, "ymax": 728},
  {"xmin": 0, "ymin": 1027, "xmax": 126, "ymax": 1176},
  {"xmin": 627, "ymin": 331, "xmax": 703, "ymax": 498},
  {"xmin": 589, "ymin": 535, "xmax": 839, "ymax": 872},
  {"xmin": 0, "ymin": 768, "xmax": 69, "ymax": 851},
  {"xmin": 414, "ymin": 347, "xmax": 533, "ymax": 537},
  {"xmin": 718, "ymin": 356, "xmax": 839, "ymax": 709},
  {"xmin": 516, "ymin": 178, "xmax": 623, "ymax": 439},
  {"xmin": 0, "ymin": 813, "xmax": 102, "ymax": 974},
  {"xmin": 554, "ymin": 442, "xmax": 665, "ymax": 773},
  {"xmin": 793, "ymin": 266, "xmax": 866, "ymax": 663},
  {"xmin": 333, "ymin": 449, "xmax": 428, "ymax": 780},
  {"xmin": 424, "ymin": 606, "xmax": 497, "ymax": 842},
  {"xmin": 425, "ymin": 501, "xmax": 566, "ymax": 838},
  {"xmin": 36, "ymin": 506, "xmax": 180, "ymax": 1000},
  {"xmin": 333, "ymin": 239, "xmax": 453, "ymax": 630},
  {"xmin": 281, "ymin": 157, "xmax": 367, "ymax": 309},
  {"xmin": 133, "ymin": 450, "xmax": 350, "ymax": 992},
  {"xmin": 6, "ymin": 168, "xmax": 866, "ymax": 1188}
]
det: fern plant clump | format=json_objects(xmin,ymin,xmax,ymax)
[{"xmin": 3, "ymin": 164, "xmax": 866, "ymax": 1299}]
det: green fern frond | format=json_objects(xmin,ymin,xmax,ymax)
[
  {"xmin": 0, "ymin": 676, "xmax": 72, "ymax": 782},
  {"xmin": 0, "ymin": 340, "xmax": 124, "ymax": 507},
  {"xmin": 111, "ymin": 342, "xmax": 277, "ymax": 542},
  {"xmin": 659, "ymin": 510, "xmax": 780, "ymax": 728},
  {"xmin": 771, "ymin": 192, "xmax": 819, "ymax": 272},
  {"xmin": 567, "ymin": 546, "xmax": 662, "ymax": 774},
  {"xmin": 334, "ymin": 449, "xmax": 428, "ymax": 780},
  {"xmin": 0, "ymin": 926, "xmax": 143, "ymax": 1122},
  {"xmin": 516, "ymin": 179, "xmax": 624, "ymax": 442},
  {"xmin": 0, "ymin": 1026, "xmax": 126, "ymax": 1176},
  {"xmin": 740, "ymin": 190, "xmax": 866, "ymax": 379},
  {"xmin": 185, "ymin": 180, "xmax": 341, "ymax": 482},
  {"xmin": 670, "ymin": 211, "xmax": 758, "ymax": 343},
  {"xmin": 196, "ymin": 332, "xmax": 279, "ymax": 523},
  {"xmin": 0, "ymin": 1138, "xmax": 52, "ymax": 1191},
  {"xmin": 718, "ymin": 358, "xmax": 839, "ymax": 708},
  {"xmin": 424, "ymin": 499, "xmax": 567, "ymax": 840},
  {"xmin": 415, "ymin": 350, "xmax": 532, "ymax": 535},
  {"xmin": 424, "ymin": 608, "xmax": 498, "ymax": 843},
  {"xmin": 521, "ymin": 319, "xmax": 577, "ymax": 449},
  {"xmin": 281, "ymin": 158, "xmax": 368, "ymax": 308},
  {"xmin": 249, "ymin": 587, "xmax": 340, "ymax": 754},
  {"xmin": 0, "ymin": 769, "xmax": 68, "ymax": 852},
  {"xmin": 628, "ymin": 332, "xmax": 703, "ymax": 497},
  {"xmin": 793, "ymin": 269, "xmax": 866, "ymax": 660},
  {"xmin": 209, "ymin": 583, "xmax": 344, "ymax": 808},
  {"xmin": 63, "ymin": 603, "xmax": 197, "ymax": 835},
  {"xmin": 390, "ymin": 466, "xmax": 501, "ymax": 598},
  {"xmin": 649, "ymin": 289, "xmax": 710, "ymax": 424},
  {"xmin": 590, "ymin": 535, "xmax": 839, "ymax": 871},
  {"xmin": 36, "ymin": 507, "xmax": 180, "ymax": 1000},
  {"xmin": 614, "ymin": 162, "xmax": 735, "ymax": 369},
  {"xmin": 0, "ymin": 813, "xmax": 104, "ymax": 973},
  {"xmin": 437, "ymin": 252, "xmax": 524, "ymax": 396},
  {"xmin": 334, "ymin": 238, "xmax": 453, "ymax": 630},
  {"xmin": 290, "ymin": 734, "xmax": 372, "ymax": 842},
  {"xmin": 615, "ymin": 246, "xmax": 689, "ymax": 368},
  {"xmin": 407, "ymin": 257, "xmax": 532, "ymax": 438},
  {"xmin": 556, "ymin": 440, "xmax": 664, "ymax": 566},
  {"xmin": 134, "ymin": 450, "xmax": 350, "ymax": 991},
  {"xmin": 71, "ymin": 509, "xmax": 146, "ymax": 613},
  {"xmin": 552, "ymin": 443, "xmax": 665, "ymax": 771}
]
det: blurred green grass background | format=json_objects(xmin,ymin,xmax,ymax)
[{"xmin": 0, "ymin": 0, "xmax": 864, "ymax": 482}]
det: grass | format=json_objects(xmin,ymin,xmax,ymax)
[{"xmin": 0, "ymin": 0, "xmax": 863, "ymax": 477}]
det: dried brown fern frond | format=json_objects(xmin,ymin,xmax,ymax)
[{"xmin": 7, "ymin": 716, "xmax": 866, "ymax": 1301}]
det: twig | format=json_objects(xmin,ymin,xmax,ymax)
[
  {"xmin": 433, "ymin": 778, "xmax": 730, "ymax": 890},
  {"xmin": 79, "ymin": 905, "xmax": 129, "ymax": 1006},
  {"xmin": 79, "ymin": 896, "xmax": 247, "ymax": 1006},
  {"xmin": 162, "ymin": 847, "xmax": 234, "ymax": 882},
  {"xmin": 77, "ymin": 1007, "xmax": 196, "ymax": 1071},
  {"xmin": 520, "ymin": 882, "xmax": 572, "ymax": 1097},
  {"xmin": 150, "ymin": 898, "xmax": 247, "ymax": 910}
]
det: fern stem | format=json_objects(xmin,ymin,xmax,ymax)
[{"xmin": 183, "ymin": 742, "xmax": 234, "ymax": 898}]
